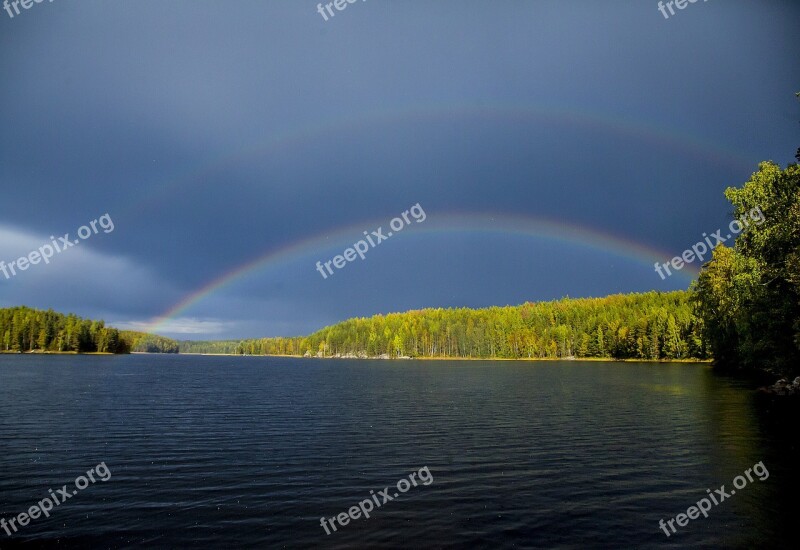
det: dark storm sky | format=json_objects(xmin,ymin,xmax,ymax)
[{"xmin": 1, "ymin": 0, "xmax": 798, "ymax": 339}]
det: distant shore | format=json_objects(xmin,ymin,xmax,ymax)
[
  {"xmin": 174, "ymin": 352, "xmax": 712, "ymax": 363},
  {"xmin": 0, "ymin": 350, "xmax": 712, "ymax": 363},
  {"xmin": 0, "ymin": 350, "xmax": 115, "ymax": 355}
]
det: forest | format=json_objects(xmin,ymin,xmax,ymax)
[
  {"xmin": 187, "ymin": 290, "xmax": 706, "ymax": 361},
  {"xmin": 121, "ymin": 332, "xmax": 180, "ymax": 354},
  {"xmin": 179, "ymin": 339, "xmax": 242, "ymax": 355},
  {"xmin": 0, "ymin": 297, "xmax": 707, "ymax": 361},
  {"xmin": 0, "ymin": 306, "xmax": 178, "ymax": 354}
]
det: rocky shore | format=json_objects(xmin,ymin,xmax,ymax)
[{"xmin": 759, "ymin": 377, "xmax": 800, "ymax": 396}]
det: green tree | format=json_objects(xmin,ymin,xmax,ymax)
[{"xmin": 693, "ymin": 154, "xmax": 800, "ymax": 375}]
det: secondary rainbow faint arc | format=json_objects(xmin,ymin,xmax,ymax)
[
  {"xmin": 125, "ymin": 102, "xmax": 754, "ymax": 219},
  {"xmin": 145, "ymin": 213, "xmax": 698, "ymax": 334}
]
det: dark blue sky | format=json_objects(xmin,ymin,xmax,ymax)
[{"xmin": 1, "ymin": 0, "xmax": 798, "ymax": 339}]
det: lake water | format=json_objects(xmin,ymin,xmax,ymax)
[{"xmin": 0, "ymin": 355, "xmax": 796, "ymax": 548}]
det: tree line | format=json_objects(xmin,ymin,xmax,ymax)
[
  {"xmin": 192, "ymin": 290, "xmax": 706, "ymax": 360},
  {"xmin": 0, "ymin": 306, "xmax": 178, "ymax": 354},
  {"xmin": 178, "ymin": 339, "xmax": 241, "ymax": 355},
  {"xmin": 121, "ymin": 332, "xmax": 180, "ymax": 354}
]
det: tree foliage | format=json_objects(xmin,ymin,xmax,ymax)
[
  {"xmin": 692, "ymin": 157, "xmax": 800, "ymax": 375},
  {"xmin": 191, "ymin": 291, "xmax": 707, "ymax": 360},
  {"xmin": 178, "ymin": 340, "xmax": 240, "ymax": 355},
  {"xmin": 0, "ymin": 306, "xmax": 179, "ymax": 354},
  {"xmin": 120, "ymin": 332, "xmax": 180, "ymax": 354},
  {"xmin": 0, "ymin": 306, "xmax": 128, "ymax": 353}
]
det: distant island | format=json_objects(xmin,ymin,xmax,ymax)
[{"xmin": 2, "ymin": 155, "xmax": 798, "ymax": 380}]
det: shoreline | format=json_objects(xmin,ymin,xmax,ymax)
[
  {"xmin": 1, "ymin": 350, "xmax": 712, "ymax": 363},
  {"xmin": 0, "ymin": 350, "xmax": 115, "ymax": 355},
  {"xmin": 174, "ymin": 352, "xmax": 712, "ymax": 363}
]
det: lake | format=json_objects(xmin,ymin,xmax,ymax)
[{"xmin": 0, "ymin": 355, "xmax": 796, "ymax": 548}]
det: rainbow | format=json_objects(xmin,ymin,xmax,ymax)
[
  {"xmin": 145, "ymin": 212, "xmax": 699, "ymax": 334},
  {"xmin": 137, "ymin": 101, "xmax": 752, "ymax": 334}
]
